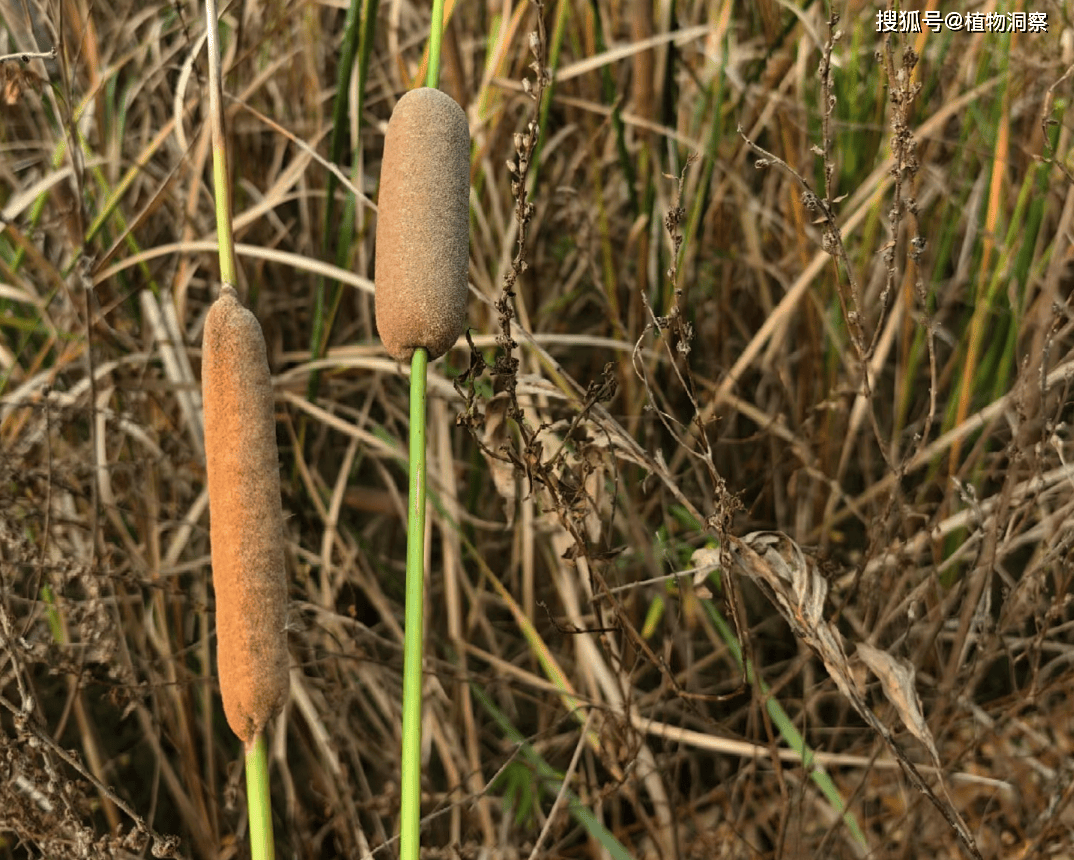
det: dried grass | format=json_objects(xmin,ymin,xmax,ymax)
[{"xmin": 0, "ymin": 1, "xmax": 1072, "ymax": 858}]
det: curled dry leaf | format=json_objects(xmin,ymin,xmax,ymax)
[
  {"xmin": 856, "ymin": 642, "xmax": 941, "ymax": 770},
  {"xmin": 728, "ymin": 531, "xmax": 863, "ymax": 703}
]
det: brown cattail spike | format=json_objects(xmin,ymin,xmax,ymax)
[
  {"xmin": 203, "ymin": 286, "xmax": 289, "ymax": 746},
  {"xmin": 375, "ymin": 87, "xmax": 470, "ymax": 362}
]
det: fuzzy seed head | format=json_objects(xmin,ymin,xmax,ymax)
[
  {"xmin": 203, "ymin": 287, "xmax": 289, "ymax": 745},
  {"xmin": 375, "ymin": 87, "xmax": 470, "ymax": 362}
]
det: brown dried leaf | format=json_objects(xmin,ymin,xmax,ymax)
[
  {"xmin": 1, "ymin": 61, "xmax": 46, "ymax": 106},
  {"xmin": 731, "ymin": 531, "xmax": 862, "ymax": 702},
  {"xmin": 856, "ymin": 642, "xmax": 941, "ymax": 769}
]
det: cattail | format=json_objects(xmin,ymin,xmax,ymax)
[
  {"xmin": 203, "ymin": 286, "xmax": 289, "ymax": 746},
  {"xmin": 375, "ymin": 87, "xmax": 470, "ymax": 362}
]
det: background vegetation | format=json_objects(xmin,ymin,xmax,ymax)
[{"xmin": 1, "ymin": 0, "xmax": 1072, "ymax": 857}]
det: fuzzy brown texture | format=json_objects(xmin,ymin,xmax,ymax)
[
  {"xmin": 203, "ymin": 287, "xmax": 289, "ymax": 745},
  {"xmin": 375, "ymin": 87, "xmax": 470, "ymax": 361}
]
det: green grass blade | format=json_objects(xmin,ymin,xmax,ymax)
[{"xmin": 470, "ymin": 683, "xmax": 636, "ymax": 860}]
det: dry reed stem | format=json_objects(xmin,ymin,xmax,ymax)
[
  {"xmin": 375, "ymin": 87, "xmax": 470, "ymax": 361},
  {"xmin": 203, "ymin": 286, "xmax": 289, "ymax": 745}
]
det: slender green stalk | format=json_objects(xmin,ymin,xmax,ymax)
[
  {"xmin": 425, "ymin": 0, "xmax": 445, "ymax": 89},
  {"xmin": 400, "ymin": 8, "xmax": 445, "ymax": 858},
  {"xmin": 400, "ymin": 346, "xmax": 429, "ymax": 860},
  {"xmin": 205, "ymin": 3, "xmax": 277, "ymax": 858},
  {"xmin": 245, "ymin": 735, "xmax": 275, "ymax": 860},
  {"xmin": 204, "ymin": 0, "xmax": 236, "ymax": 288}
]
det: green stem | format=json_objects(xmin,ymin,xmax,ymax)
[
  {"xmin": 400, "ymin": 346, "xmax": 429, "ymax": 860},
  {"xmin": 399, "ymin": 3, "xmax": 443, "ymax": 852},
  {"xmin": 425, "ymin": 0, "xmax": 445, "ymax": 88},
  {"xmin": 245, "ymin": 733, "xmax": 275, "ymax": 860},
  {"xmin": 204, "ymin": 0, "xmax": 237, "ymax": 287}
]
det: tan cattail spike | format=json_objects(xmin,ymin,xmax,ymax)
[
  {"xmin": 203, "ymin": 286, "xmax": 289, "ymax": 746},
  {"xmin": 375, "ymin": 87, "xmax": 470, "ymax": 362}
]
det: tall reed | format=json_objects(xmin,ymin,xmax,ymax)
[
  {"xmin": 203, "ymin": 0, "xmax": 288, "ymax": 857},
  {"xmin": 372, "ymin": 5, "xmax": 469, "ymax": 856}
]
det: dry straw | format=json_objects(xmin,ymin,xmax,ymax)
[
  {"xmin": 375, "ymin": 86, "xmax": 471, "ymax": 361},
  {"xmin": 203, "ymin": 286, "xmax": 289, "ymax": 746}
]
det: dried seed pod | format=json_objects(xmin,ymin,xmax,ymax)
[
  {"xmin": 375, "ymin": 87, "xmax": 470, "ymax": 362},
  {"xmin": 203, "ymin": 286, "xmax": 289, "ymax": 745}
]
